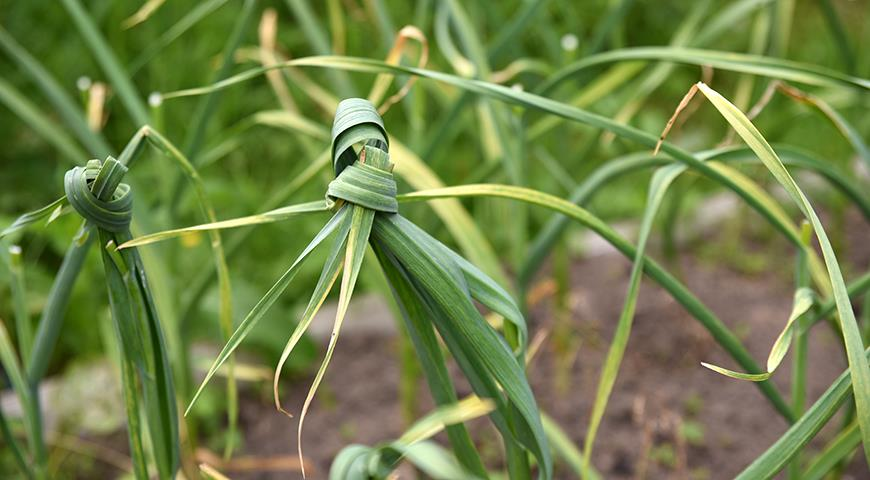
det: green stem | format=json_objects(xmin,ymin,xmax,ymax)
[
  {"xmin": 22, "ymin": 127, "xmax": 150, "ymax": 477},
  {"xmin": 26, "ymin": 223, "xmax": 94, "ymax": 475},
  {"xmin": 788, "ymin": 222, "xmax": 812, "ymax": 479},
  {"xmin": 9, "ymin": 246, "xmax": 33, "ymax": 368},
  {"xmin": 0, "ymin": 400, "xmax": 33, "ymax": 479}
]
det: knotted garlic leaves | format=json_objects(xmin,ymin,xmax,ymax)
[
  {"xmin": 2, "ymin": 157, "xmax": 179, "ymax": 480},
  {"xmin": 145, "ymin": 99, "xmax": 551, "ymax": 479}
]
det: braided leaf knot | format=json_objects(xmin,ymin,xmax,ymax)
[
  {"xmin": 327, "ymin": 157, "xmax": 397, "ymax": 212},
  {"xmin": 326, "ymin": 98, "xmax": 397, "ymax": 213},
  {"xmin": 63, "ymin": 157, "xmax": 133, "ymax": 232}
]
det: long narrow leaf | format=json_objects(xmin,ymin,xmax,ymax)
[
  {"xmin": 802, "ymin": 421, "xmax": 861, "ymax": 480},
  {"xmin": 737, "ymin": 348, "xmax": 870, "ymax": 478},
  {"xmin": 185, "ymin": 206, "xmax": 350, "ymax": 414},
  {"xmin": 519, "ymin": 145, "xmax": 870, "ymax": 288},
  {"xmin": 129, "ymin": 0, "xmax": 233, "ymax": 73},
  {"xmin": 296, "ymin": 205, "xmax": 373, "ymax": 476},
  {"xmin": 120, "ymin": 200, "xmax": 329, "ymax": 248},
  {"xmin": 374, "ymin": 243, "xmax": 489, "ymax": 476},
  {"xmin": 0, "ymin": 394, "xmax": 32, "ymax": 479},
  {"xmin": 272, "ymin": 208, "xmax": 351, "ymax": 414},
  {"xmin": 0, "ymin": 198, "xmax": 68, "ymax": 239},
  {"xmin": 157, "ymin": 57, "xmax": 851, "ymax": 283},
  {"xmin": 694, "ymin": 81, "xmax": 870, "ymax": 463},
  {"xmin": 375, "ymin": 213, "xmax": 552, "ymax": 479},
  {"xmin": 0, "ymin": 26, "xmax": 111, "ymax": 157},
  {"xmin": 0, "ymin": 78, "xmax": 87, "ymax": 164},
  {"xmin": 583, "ymin": 165, "xmax": 682, "ymax": 471},
  {"xmin": 7, "ymin": 247, "xmax": 33, "ymax": 376},
  {"xmin": 541, "ymin": 47, "xmax": 869, "ymax": 92}
]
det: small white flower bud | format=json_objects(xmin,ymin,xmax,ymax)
[
  {"xmin": 148, "ymin": 92, "xmax": 163, "ymax": 107},
  {"xmin": 76, "ymin": 76, "xmax": 92, "ymax": 92},
  {"xmin": 560, "ymin": 34, "xmax": 579, "ymax": 52}
]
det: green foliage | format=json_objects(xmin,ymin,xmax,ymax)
[
  {"xmin": 174, "ymin": 100, "xmax": 549, "ymax": 478},
  {"xmin": 1, "ymin": 1, "xmax": 868, "ymax": 479}
]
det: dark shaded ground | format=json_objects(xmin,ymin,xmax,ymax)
[{"xmin": 228, "ymin": 210, "xmax": 870, "ymax": 479}]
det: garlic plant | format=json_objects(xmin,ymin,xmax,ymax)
[
  {"xmin": 137, "ymin": 99, "xmax": 551, "ymax": 478},
  {"xmin": 2, "ymin": 155, "xmax": 179, "ymax": 479}
]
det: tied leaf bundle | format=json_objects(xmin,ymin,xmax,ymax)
[
  {"xmin": 3, "ymin": 158, "xmax": 179, "ymax": 480},
  {"xmin": 166, "ymin": 99, "xmax": 551, "ymax": 479}
]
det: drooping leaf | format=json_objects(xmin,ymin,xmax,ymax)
[
  {"xmin": 694, "ymin": 81, "xmax": 870, "ymax": 464},
  {"xmin": 702, "ymin": 287, "xmax": 815, "ymax": 381},
  {"xmin": 296, "ymin": 203, "xmax": 374, "ymax": 476}
]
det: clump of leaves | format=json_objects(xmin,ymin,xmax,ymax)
[{"xmin": 129, "ymin": 99, "xmax": 551, "ymax": 478}]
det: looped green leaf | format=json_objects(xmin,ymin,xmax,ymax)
[
  {"xmin": 327, "ymin": 149, "xmax": 398, "ymax": 213},
  {"xmin": 331, "ymin": 98, "xmax": 388, "ymax": 174},
  {"xmin": 2, "ymin": 157, "xmax": 134, "ymax": 238},
  {"xmin": 63, "ymin": 157, "xmax": 133, "ymax": 232}
]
